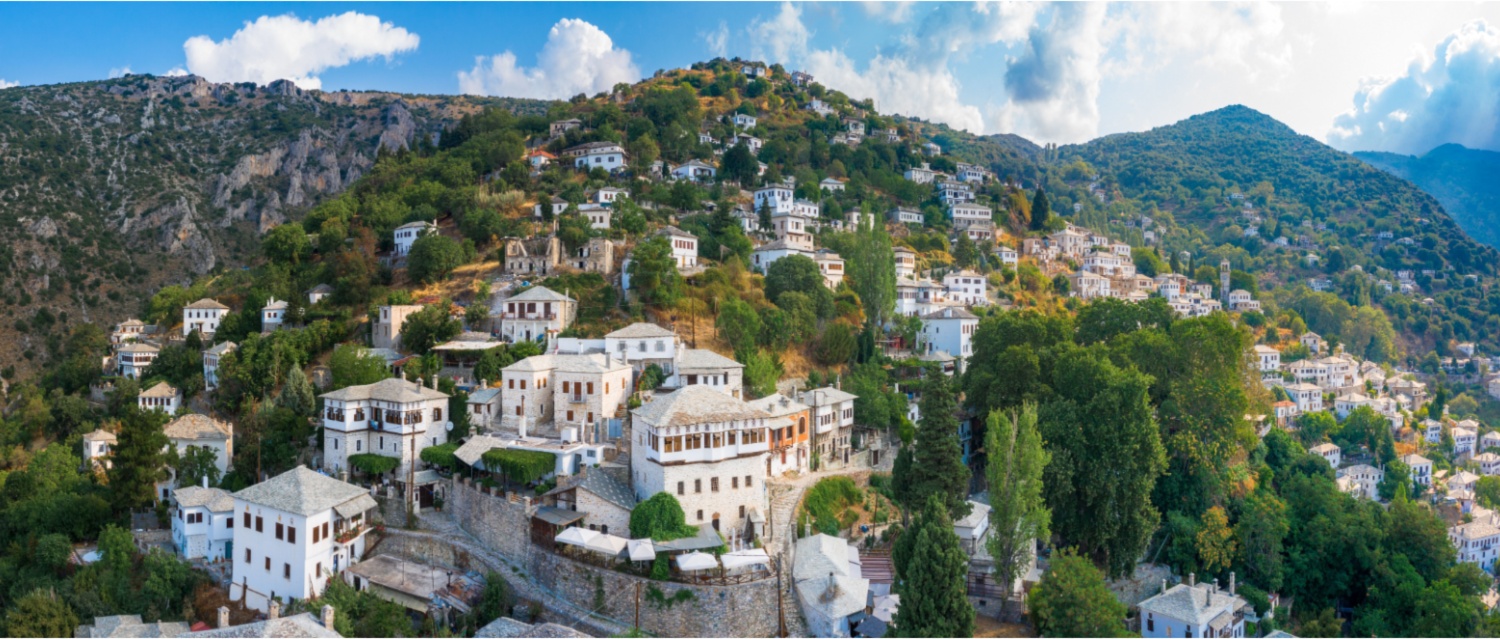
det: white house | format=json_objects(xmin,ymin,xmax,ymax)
[
  {"xmin": 183, "ymin": 299, "xmax": 230, "ymax": 337},
  {"xmin": 495, "ymin": 286, "xmax": 577, "ymax": 345},
  {"xmin": 466, "ymin": 386, "xmax": 501, "ymax": 431},
  {"xmin": 1451, "ymin": 520, "xmax": 1500, "ymax": 572},
  {"xmin": 1423, "ymin": 418, "xmax": 1444, "ymax": 444},
  {"xmin": 1334, "ymin": 393, "xmax": 1371, "ymax": 419},
  {"xmin": 595, "ymin": 187, "xmax": 627, "ymax": 205},
  {"xmin": 498, "ymin": 353, "xmax": 632, "ymax": 444},
  {"xmin": 732, "ymin": 113, "xmax": 758, "ymax": 129},
  {"xmin": 164, "ymin": 413, "xmax": 235, "ymax": 478},
  {"xmin": 172, "ymin": 485, "xmax": 235, "ymax": 561},
  {"xmin": 82, "ymin": 428, "xmax": 116, "ymax": 471},
  {"xmin": 671, "ymin": 160, "xmax": 717, "ymax": 183},
  {"xmin": 631, "ymin": 386, "xmax": 774, "ymax": 540},
  {"xmin": 392, "ymin": 221, "xmax": 437, "ymax": 257},
  {"xmin": 922, "ymin": 306, "xmax": 978, "ymax": 367},
  {"xmin": 813, "ymin": 249, "xmax": 845, "ymax": 289},
  {"xmin": 893, "ymin": 246, "xmax": 918, "ymax": 279},
  {"xmin": 535, "ymin": 196, "xmax": 569, "ymax": 218},
  {"xmin": 1482, "ymin": 430, "xmax": 1500, "ymax": 453},
  {"xmin": 1336, "ymin": 464, "xmax": 1383, "ymax": 500},
  {"xmin": 566, "ymin": 142, "xmax": 628, "ymax": 172},
  {"xmin": 261, "ymin": 298, "xmax": 288, "ymax": 332},
  {"xmin": 903, "ymin": 163, "xmax": 936, "ymax": 185},
  {"xmin": 748, "ymin": 392, "xmax": 811, "ymax": 476},
  {"xmin": 603, "ymin": 322, "xmax": 681, "ymax": 374},
  {"xmin": 1310, "ymin": 442, "xmax": 1341, "ymax": 468},
  {"xmin": 732, "ymin": 134, "xmax": 763, "ymax": 155},
  {"xmin": 1456, "ymin": 421, "xmax": 1480, "ymax": 455},
  {"xmin": 1475, "ymin": 452, "xmax": 1500, "ymax": 476},
  {"xmin": 1252, "ymin": 345, "xmax": 1281, "ymax": 373},
  {"xmin": 1284, "ymin": 382, "xmax": 1324, "ymax": 414},
  {"xmin": 995, "ymin": 246, "xmax": 1019, "ymax": 267},
  {"xmin": 1301, "ymin": 331, "xmax": 1325, "ymax": 355},
  {"xmin": 670, "ymin": 348, "xmax": 746, "ymax": 399},
  {"xmin": 306, "ymin": 284, "xmax": 334, "ymax": 306},
  {"xmin": 802, "ymin": 386, "xmax": 858, "ymax": 470},
  {"xmin": 943, "ymin": 269, "xmax": 988, "ymax": 306},
  {"xmin": 1138, "ymin": 575, "xmax": 1248, "ymax": 639},
  {"xmin": 1404, "ymin": 453, "xmax": 1433, "ymax": 486},
  {"xmin": 819, "ymin": 178, "xmax": 846, "ymax": 192},
  {"xmin": 116, "ymin": 342, "xmax": 159, "ymax": 380},
  {"xmin": 889, "ymin": 206, "xmax": 924, "ymax": 225},
  {"xmin": 139, "ymin": 382, "xmax": 182, "ymax": 414},
  {"xmin": 579, "ymin": 203, "xmax": 612, "ymax": 230},
  {"xmin": 229, "ymin": 466, "xmax": 378, "ymax": 612},
  {"xmin": 660, "ymin": 226, "xmax": 699, "ymax": 269},
  {"xmin": 754, "ymin": 185, "xmax": 794, "ymax": 216},
  {"xmin": 318, "ymin": 378, "xmax": 451, "ymax": 480}
]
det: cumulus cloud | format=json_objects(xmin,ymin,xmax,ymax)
[
  {"xmin": 1102, "ymin": 3, "xmax": 1290, "ymax": 78},
  {"xmin": 747, "ymin": 2, "xmax": 811, "ymax": 63},
  {"xmin": 995, "ymin": 3, "xmax": 1108, "ymax": 143},
  {"xmin": 183, "ymin": 12, "xmax": 419, "ymax": 90},
  {"xmin": 0, "ymin": 78, "xmax": 19, "ymax": 89},
  {"xmin": 109, "ymin": 66, "xmax": 132, "ymax": 79},
  {"xmin": 165, "ymin": 67, "xmax": 189, "ymax": 77},
  {"xmin": 902, "ymin": 1, "xmax": 1040, "ymax": 65},
  {"xmin": 459, "ymin": 19, "xmax": 639, "ymax": 100},
  {"xmin": 1329, "ymin": 19, "xmax": 1500, "ymax": 154},
  {"xmin": 860, "ymin": 1, "xmax": 917, "ymax": 25},
  {"xmin": 804, "ymin": 50, "xmax": 985, "ymax": 132},
  {"xmin": 703, "ymin": 21, "xmax": 729, "ymax": 58}
]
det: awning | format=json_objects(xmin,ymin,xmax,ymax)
[
  {"xmin": 675, "ymin": 552, "xmax": 718, "ymax": 572},
  {"xmin": 555, "ymin": 526, "xmax": 600, "ymax": 548},
  {"xmin": 870, "ymin": 594, "xmax": 900, "ymax": 622},
  {"xmin": 585, "ymin": 533, "xmax": 629, "ymax": 557},
  {"xmin": 627, "ymin": 539, "xmax": 656, "ymax": 562},
  {"xmin": 720, "ymin": 548, "xmax": 771, "ymax": 571},
  {"xmin": 534, "ymin": 507, "xmax": 587, "ymax": 527},
  {"xmin": 411, "ymin": 469, "xmax": 441, "ymax": 485},
  {"xmin": 335, "ymin": 493, "xmax": 379, "ymax": 519},
  {"xmin": 654, "ymin": 524, "xmax": 725, "ymax": 552}
]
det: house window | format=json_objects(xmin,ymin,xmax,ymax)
[
  {"xmin": 695, "ymin": 479, "xmax": 702, "ymax": 493},
  {"xmin": 288, "ymin": 527, "xmax": 296, "ymax": 544},
  {"xmin": 244, "ymin": 513, "xmax": 251, "ymax": 528},
  {"xmin": 746, "ymin": 475, "xmax": 753, "ymax": 487},
  {"xmin": 316, "ymin": 562, "xmax": 323, "ymax": 577},
  {"xmin": 433, "ymin": 408, "xmax": 443, "ymax": 421},
  {"xmin": 284, "ymin": 563, "xmax": 291, "ymax": 580},
  {"xmin": 739, "ymin": 505, "xmax": 746, "ymax": 519},
  {"xmin": 256, "ymin": 516, "xmax": 264, "ymax": 533},
  {"xmin": 356, "ymin": 440, "xmax": 362, "ymax": 451},
  {"xmin": 1147, "ymin": 615, "xmax": 1153, "ymax": 632},
  {"xmin": 563, "ymin": 381, "xmax": 571, "ymax": 393},
  {"xmin": 276, "ymin": 523, "xmax": 284, "ymax": 540},
  {"xmin": 245, "ymin": 549, "xmax": 252, "ymax": 563},
  {"xmin": 323, "ymin": 523, "xmax": 330, "ymax": 539},
  {"xmin": 516, "ymin": 406, "xmax": 523, "ymax": 416},
  {"xmin": 712, "ymin": 477, "xmax": 719, "ymax": 492},
  {"xmin": 265, "ymin": 557, "xmax": 271, "ymax": 571},
  {"xmin": 677, "ymin": 482, "xmax": 684, "ymax": 495},
  {"xmin": 733, "ymin": 477, "xmax": 739, "ymax": 489},
  {"xmin": 697, "ymin": 510, "xmax": 703, "ymax": 521}
]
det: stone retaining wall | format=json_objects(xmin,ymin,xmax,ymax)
[{"xmin": 450, "ymin": 478, "xmax": 783, "ymax": 637}]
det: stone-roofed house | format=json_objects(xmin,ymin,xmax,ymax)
[
  {"xmin": 1336, "ymin": 464, "xmax": 1384, "ymax": 500},
  {"xmin": 318, "ymin": 378, "xmax": 451, "ymax": 479},
  {"xmin": 1310, "ymin": 442, "xmax": 1341, "ymax": 468},
  {"xmin": 183, "ymin": 298, "xmax": 230, "ymax": 337},
  {"xmin": 372, "ymin": 304, "xmax": 423, "ymax": 351},
  {"xmin": 1139, "ymin": 574, "xmax": 1249, "ymax": 638},
  {"xmin": 172, "ymin": 485, "xmax": 235, "ymax": 560},
  {"xmin": 1404, "ymin": 453, "xmax": 1434, "ymax": 486},
  {"xmin": 748, "ymin": 393, "xmax": 812, "ymax": 476},
  {"xmin": 494, "ymin": 286, "xmax": 577, "ymax": 345},
  {"xmin": 203, "ymin": 341, "xmax": 237, "ymax": 391},
  {"xmin": 793, "ymin": 533, "xmax": 870, "ymax": 638},
  {"xmin": 604, "ymin": 322, "xmax": 680, "ymax": 374},
  {"xmin": 466, "ymin": 385, "xmax": 502, "ymax": 431},
  {"xmin": 117, "ymin": 341, "xmax": 160, "ymax": 380},
  {"xmin": 164, "ymin": 414, "xmax": 235, "ymax": 477},
  {"xmin": 669, "ymin": 348, "xmax": 745, "ymax": 399},
  {"xmin": 474, "ymin": 617, "xmax": 589, "ymax": 638},
  {"xmin": 921, "ymin": 306, "xmax": 979, "ymax": 367},
  {"xmin": 77, "ymin": 615, "xmax": 191, "ymax": 637},
  {"xmin": 540, "ymin": 466, "xmax": 638, "ymax": 535},
  {"xmin": 1451, "ymin": 520, "xmax": 1500, "ymax": 571},
  {"xmin": 306, "ymin": 284, "xmax": 334, "ymax": 306},
  {"xmin": 139, "ymin": 382, "xmax": 182, "ymax": 414},
  {"xmin": 83, "ymin": 428, "xmax": 117, "ymax": 470},
  {"xmin": 631, "ymin": 386, "xmax": 776, "ymax": 540},
  {"xmin": 261, "ymin": 298, "xmax": 289, "ymax": 332},
  {"xmin": 80, "ymin": 602, "xmax": 342, "ymax": 638},
  {"xmin": 499, "ymin": 353, "xmax": 631, "ymax": 446},
  {"xmin": 230, "ymin": 466, "xmax": 378, "ymax": 611},
  {"xmin": 800, "ymin": 386, "xmax": 858, "ymax": 470}
]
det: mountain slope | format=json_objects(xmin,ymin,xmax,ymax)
[
  {"xmin": 0, "ymin": 74, "xmax": 548, "ymax": 374},
  {"xmin": 1356, "ymin": 144, "xmax": 1500, "ymax": 249}
]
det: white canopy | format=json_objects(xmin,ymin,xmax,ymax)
[
  {"xmin": 675, "ymin": 551, "xmax": 718, "ymax": 572},
  {"xmin": 585, "ymin": 533, "xmax": 629, "ymax": 557},
  {"xmin": 627, "ymin": 538, "xmax": 657, "ymax": 562},
  {"xmin": 555, "ymin": 526, "xmax": 600, "ymax": 548},
  {"xmin": 720, "ymin": 548, "xmax": 771, "ymax": 571},
  {"xmin": 871, "ymin": 594, "xmax": 900, "ymax": 622}
]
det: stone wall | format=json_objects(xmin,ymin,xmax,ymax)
[{"xmin": 450, "ymin": 477, "xmax": 783, "ymax": 638}]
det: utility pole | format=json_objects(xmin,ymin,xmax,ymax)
[
  {"xmin": 634, "ymin": 581, "xmax": 641, "ymax": 630},
  {"xmin": 775, "ymin": 559, "xmax": 787, "ymax": 638}
]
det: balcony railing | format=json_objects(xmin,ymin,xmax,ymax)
[
  {"xmin": 497, "ymin": 312, "xmax": 558, "ymax": 320},
  {"xmin": 568, "ymin": 395, "xmax": 586, "ymax": 404},
  {"xmin": 334, "ymin": 525, "xmax": 369, "ymax": 545}
]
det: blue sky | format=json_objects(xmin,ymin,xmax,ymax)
[{"xmin": 3, "ymin": 2, "xmax": 1500, "ymax": 154}]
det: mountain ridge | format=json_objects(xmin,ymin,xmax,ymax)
[{"xmin": 1355, "ymin": 143, "xmax": 1500, "ymax": 249}]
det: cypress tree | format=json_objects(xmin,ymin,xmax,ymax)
[
  {"xmin": 892, "ymin": 495, "xmax": 975, "ymax": 637},
  {"xmin": 894, "ymin": 372, "xmax": 972, "ymax": 519},
  {"xmin": 1030, "ymin": 187, "xmax": 1051, "ymax": 231},
  {"xmin": 108, "ymin": 405, "xmax": 170, "ymax": 511}
]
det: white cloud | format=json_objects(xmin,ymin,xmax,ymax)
[
  {"xmin": 747, "ymin": 2, "xmax": 811, "ymax": 64},
  {"xmin": 903, "ymin": 1, "xmax": 1040, "ymax": 65},
  {"xmin": 1329, "ymin": 19, "xmax": 1500, "ymax": 153},
  {"xmin": 165, "ymin": 67, "xmax": 189, "ymax": 77},
  {"xmin": 703, "ymin": 21, "xmax": 729, "ymax": 58},
  {"xmin": 804, "ymin": 50, "xmax": 985, "ymax": 132},
  {"xmin": 993, "ymin": 3, "xmax": 1108, "ymax": 143},
  {"xmin": 0, "ymin": 78, "xmax": 18, "ymax": 89},
  {"xmin": 459, "ymin": 19, "xmax": 639, "ymax": 100},
  {"xmin": 183, "ymin": 12, "xmax": 419, "ymax": 90},
  {"xmin": 109, "ymin": 66, "xmax": 132, "ymax": 79},
  {"xmin": 1102, "ymin": 3, "xmax": 1291, "ymax": 78},
  {"xmin": 860, "ymin": 1, "xmax": 917, "ymax": 25}
]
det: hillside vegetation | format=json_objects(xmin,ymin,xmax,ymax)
[{"xmin": 1357, "ymin": 144, "xmax": 1500, "ymax": 249}]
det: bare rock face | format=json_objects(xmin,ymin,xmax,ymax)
[
  {"xmin": 143, "ymin": 197, "xmax": 218, "ymax": 274},
  {"xmin": 23, "ymin": 217, "xmax": 59, "ymax": 240},
  {"xmin": 378, "ymin": 100, "xmax": 416, "ymax": 152}
]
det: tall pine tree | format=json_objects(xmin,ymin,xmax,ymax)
[
  {"xmin": 892, "ymin": 495, "xmax": 975, "ymax": 638},
  {"xmin": 894, "ymin": 372, "xmax": 971, "ymax": 520},
  {"xmin": 985, "ymin": 404, "xmax": 1051, "ymax": 599},
  {"xmin": 108, "ymin": 405, "xmax": 170, "ymax": 511},
  {"xmin": 1029, "ymin": 187, "xmax": 1051, "ymax": 231},
  {"xmin": 277, "ymin": 364, "xmax": 317, "ymax": 417}
]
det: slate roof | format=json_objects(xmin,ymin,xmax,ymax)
[
  {"xmin": 83, "ymin": 428, "xmax": 117, "ymax": 443},
  {"xmin": 474, "ymin": 618, "xmax": 588, "ymax": 638},
  {"xmin": 307, "ymin": 284, "xmax": 334, "ymax": 294},
  {"xmin": 174, "ymin": 486, "xmax": 235, "ymax": 512},
  {"xmin": 1137, "ymin": 583, "xmax": 1246, "ymax": 627},
  {"xmin": 502, "ymin": 353, "xmax": 629, "ymax": 375},
  {"xmin": 140, "ymin": 382, "xmax": 179, "ymax": 399},
  {"xmin": 605, "ymin": 322, "xmax": 676, "ymax": 339},
  {"xmin": 504, "ymin": 286, "xmax": 574, "ymax": 303},
  {"xmin": 454, "ymin": 435, "xmax": 508, "ymax": 467},
  {"xmin": 658, "ymin": 225, "xmax": 695, "ymax": 239},
  {"xmin": 319, "ymin": 377, "xmax": 449, "ymax": 403},
  {"xmin": 677, "ymin": 348, "xmax": 743, "ymax": 371},
  {"xmin": 118, "ymin": 342, "xmax": 160, "ymax": 354},
  {"xmin": 164, "ymin": 414, "xmax": 232, "ymax": 441},
  {"xmin": 747, "ymin": 393, "xmax": 810, "ymax": 419},
  {"xmin": 921, "ymin": 306, "xmax": 979, "ymax": 320},
  {"xmin": 544, "ymin": 467, "xmax": 637, "ymax": 511},
  {"xmin": 233, "ymin": 466, "xmax": 375, "ymax": 517},
  {"xmin": 263, "ymin": 298, "xmax": 288, "ymax": 311},
  {"xmin": 77, "ymin": 615, "xmax": 191, "ymax": 637},
  {"xmin": 204, "ymin": 341, "xmax": 237, "ymax": 356},
  {"xmin": 803, "ymin": 386, "xmax": 858, "ymax": 406},
  {"xmin": 634, "ymin": 386, "xmax": 768, "ymax": 428},
  {"xmin": 185, "ymin": 299, "xmax": 229, "ymax": 310},
  {"xmin": 468, "ymin": 388, "xmax": 501, "ymax": 404},
  {"xmin": 395, "ymin": 220, "xmax": 436, "ymax": 231},
  {"xmin": 181, "ymin": 614, "xmax": 340, "ymax": 638}
]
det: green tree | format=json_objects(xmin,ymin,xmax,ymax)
[
  {"xmin": 322, "ymin": 577, "xmax": 413, "ymax": 637},
  {"xmin": 329, "ymin": 344, "xmax": 392, "ymax": 389},
  {"xmin": 167, "ymin": 444, "xmax": 222, "ymax": 489},
  {"xmin": 739, "ymin": 349, "xmax": 782, "ymax": 398},
  {"xmin": 1234, "ymin": 488, "xmax": 1289, "ymax": 592},
  {"xmin": 1028, "ymin": 549, "xmax": 1130, "ymax": 637},
  {"xmin": 630, "ymin": 492, "xmax": 698, "ymax": 541},
  {"xmin": 107, "ymin": 406, "xmax": 171, "ymax": 511},
  {"xmin": 276, "ymin": 364, "xmax": 316, "ymax": 417},
  {"xmin": 985, "ymin": 405, "xmax": 1051, "ymax": 599},
  {"xmin": 845, "ymin": 212, "xmax": 897, "ymax": 328},
  {"xmin": 893, "ymin": 373, "xmax": 971, "ymax": 519},
  {"xmin": 1196, "ymin": 505, "xmax": 1236, "ymax": 575},
  {"xmin": 406, "ymin": 233, "xmax": 465, "ymax": 284},
  {"xmin": 470, "ymin": 573, "xmax": 513, "ymax": 629},
  {"xmin": 1474, "ymin": 474, "xmax": 1500, "ymax": 508},
  {"xmin": 1029, "ymin": 187, "xmax": 1050, "ymax": 231},
  {"xmin": 4, "ymin": 589, "xmax": 80, "ymax": 638},
  {"xmin": 400, "ymin": 303, "xmax": 462, "ymax": 354},
  {"xmin": 1039, "ymin": 347, "xmax": 1165, "ymax": 577},
  {"xmin": 814, "ymin": 323, "xmax": 857, "ymax": 366},
  {"xmin": 720, "ymin": 142, "xmax": 758, "ymax": 185},
  {"xmin": 629, "ymin": 236, "xmax": 685, "ymax": 309},
  {"xmin": 892, "ymin": 496, "xmax": 975, "ymax": 638},
  {"xmin": 764, "ymin": 255, "xmax": 827, "ymax": 305},
  {"xmin": 262, "ymin": 223, "xmax": 310, "ymax": 265},
  {"xmin": 715, "ymin": 298, "xmax": 761, "ymax": 354}
]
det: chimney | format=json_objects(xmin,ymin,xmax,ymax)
[
  {"xmin": 321, "ymin": 604, "xmax": 335, "ymax": 630},
  {"xmin": 268, "ymin": 600, "xmax": 281, "ymax": 620},
  {"xmin": 1229, "ymin": 572, "xmax": 1236, "ymax": 596},
  {"xmin": 430, "ymin": 374, "xmax": 438, "ymax": 390},
  {"xmin": 1188, "ymin": 572, "xmax": 1195, "ymax": 588},
  {"xmin": 1212, "ymin": 578, "xmax": 1220, "ymax": 594},
  {"xmin": 202, "ymin": 474, "xmax": 209, "ymax": 488},
  {"xmin": 217, "ymin": 606, "xmax": 230, "ymax": 629},
  {"xmin": 1161, "ymin": 579, "xmax": 1168, "ymax": 594}
]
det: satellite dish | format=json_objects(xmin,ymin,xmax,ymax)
[{"xmin": 445, "ymin": 421, "xmax": 454, "ymax": 432}]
